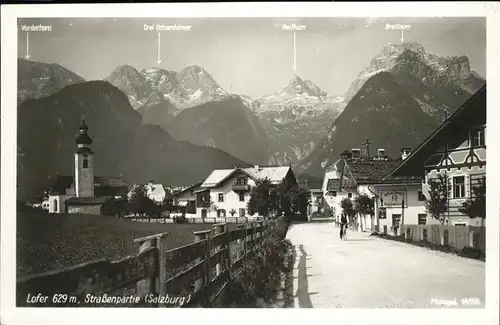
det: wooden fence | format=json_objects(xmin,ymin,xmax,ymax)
[
  {"xmin": 131, "ymin": 216, "xmax": 265, "ymax": 224},
  {"xmin": 16, "ymin": 218, "xmax": 286, "ymax": 307},
  {"xmin": 400, "ymin": 225, "xmax": 486, "ymax": 253}
]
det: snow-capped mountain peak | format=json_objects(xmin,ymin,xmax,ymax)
[
  {"xmin": 344, "ymin": 42, "xmax": 485, "ymax": 100},
  {"xmin": 106, "ymin": 64, "xmax": 231, "ymax": 110}
]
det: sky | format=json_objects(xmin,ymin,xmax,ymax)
[{"xmin": 17, "ymin": 17, "xmax": 486, "ymax": 98}]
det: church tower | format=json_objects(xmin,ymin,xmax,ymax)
[{"xmin": 74, "ymin": 118, "xmax": 94, "ymax": 197}]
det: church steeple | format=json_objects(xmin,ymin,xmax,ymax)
[
  {"xmin": 74, "ymin": 117, "xmax": 94, "ymax": 197},
  {"xmin": 76, "ymin": 117, "xmax": 93, "ymax": 149}
]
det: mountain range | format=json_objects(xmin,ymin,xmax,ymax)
[
  {"xmin": 17, "ymin": 58, "xmax": 86, "ymax": 104},
  {"xmin": 253, "ymin": 74, "xmax": 346, "ymax": 165},
  {"xmin": 16, "ymin": 80, "xmax": 248, "ymax": 201},
  {"xmin": 103, "ymin": 64, "xmax": 344, "ymax": 166},
  {"xmin": 16, "ymin": 41, "xmax": 485, "ymax": 197},
  {"xmin": 298, "ymin": 42, "xmax": 485, "ymax": 177}
]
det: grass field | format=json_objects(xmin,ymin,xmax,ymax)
[{"xmin": 16, "ymin": 211, "xmax": 239, "ymax": 278}]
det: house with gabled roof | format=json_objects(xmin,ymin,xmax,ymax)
[
  {"xmin": 173, "ymin": 181, "xmax": 203, "ymax": 215},
  {"xmin": 389, "ymin": 85, "xmax": 486, "ymax": 227},
  {"xmin": 195, "ymin": 165, "xmax": 297, "ymax": 219},
  {"xmin": 322, "ymin": 148, "xmax": 425, "ymax": 233}
]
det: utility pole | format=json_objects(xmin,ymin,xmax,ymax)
[{"xmin": 361, "ymin": 137, "xmax": 373, "ymax": 159}]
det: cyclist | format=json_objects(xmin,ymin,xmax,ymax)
[{"xmin": 340, "ymin": 212, "xmax": 348, "ymax": 240}]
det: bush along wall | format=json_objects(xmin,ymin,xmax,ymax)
[
  {"xmin": 370, "ymin": 232, "xmax": 485, "ymax": 262},
  {"xmin": 221, "ymin": 219, "xmax": 293, "ymax": 307}
]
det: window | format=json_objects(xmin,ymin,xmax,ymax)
[
  {"xmin": 330, "ymin": 191, "xmax": 337, "ymax": 197},
  {"xmin": 239, "ymin": 208, "xmax": 246, "ymax": 217},
  {"xmin": 218, "ymin": 193, "xmax": 224, "ymax": 202},
  {"xmin": 418, "ymin": 191, "xmax": 426, "ymax": 202},
  {"xmin": 239, "ymin": 193, "xmax": 245, "ymax": 202},
  {"xmin": 453, "ymin": 176, "xmax": 465, "ymax": 198},
  {"xmin": 82, "ymin": 157, "xmax": 89, "ymax": 168},
  {"xmin": 454, "ymin": 222, "xmax": 467, "ymax": 227},
  {"xmin": 53, "ymin": 199, "xmax": 58, "ymax": 213},
  {"xmin": 392, "ymin": 214, "xmax": 401, "ymax": 227},
  {"xmin": 418, "ymin": 214, "xmax": 427, "ymax": 225},
  {"xmin": 348, "ymin": 193, "xmax": 352, "ymax": 199},
  {"xmin": 236, "ymin": 177, "xmax": 248, "ymax": 185},
  {"xmin": 472, "ymin": 127, "xmax": 485, "ymax": 147}
]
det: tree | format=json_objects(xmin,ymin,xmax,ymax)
[
  {"xmin": 158, "ymin": 188, "xmax": 178, "ymax": 220},
  {"xmin": 354, "ymin": 193, "xmax": 374, "ymax": 230},
  {"xmin": 287, "ymin": 185, "xmax": 311, "ymax": 221},
  {"xmin": 247, "ymin": 178, "xmax": 280, "ymax": 219},
  {"xmin": 128, "ymin": 185, "xmax": 149, "ymax": 219},
  {"xmin": 354, "ymin": 194, "xmax": 374, "ymax": 216},
  {"xmin": 128, "ymin": 185, "xmax": 158, "ymax": 222},
  {"xmin": 340, "ymin": 197, "xmax": 355, "ymax": 220},
  {"xmin": 425, "ymin": 173, "xmax": 448, "ymax": 225},
  {"xmin": 459, "ymin": 176, "xmax": 486, "ymax": 226}
]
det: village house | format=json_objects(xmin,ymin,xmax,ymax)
[
  {"xmin": 173, "ymin": 181, "xmax": 203, "ymax": 216},
  {"xmin": 389, "ymin": 85, "xmax": 486, "ymax": 227},
  {"xmin": 308, "ymin": 188, "xmax": 323, "ymax": 216},
  {"xmin": 322, "ymin": 148, "xmax": 424, "ymax": 232},
  {"xmin": 194, "ymin": 165, "xmax": 297, "ymax": 219},
  {"xmin": 44, "ymin": 119, "xmax": 128, "ymax": 215},
  {"xmin": 127, "ymin": 181, "xmax": 167, "ymax": 204}
]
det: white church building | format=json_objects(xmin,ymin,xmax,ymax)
[{"xmin": 45, "ymin": 119, "xmax": 127, "ymax": 215}]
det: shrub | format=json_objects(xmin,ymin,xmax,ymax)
[
  {"xmin": 221, "ymin": 218, "xmax": 291, "ymax": 307},
  {"xmin": 371, "ymin": 232, "xmax": 485, "ymax": 261},
  {"xmin": 173, "ymin": 214, "xmax": 187, "ymax": 224}
]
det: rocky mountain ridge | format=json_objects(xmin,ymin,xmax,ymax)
[
  {"xmin": 17, "ymin": 80, "xmax": 248, "ymax": 201},
  {"xmin": 298, "ymin": 43, "xmax": 485, "ymax": 177},
  {"xmin": 344, "ymin": 42, "xmax": 485, "ymax": 101},
  {"xmin": 17, "ymin": 58, "xmax": 86, "ymax": 104}
]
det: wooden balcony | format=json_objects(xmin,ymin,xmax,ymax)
[{"xmin": 232, "ymin": 184, "xmax": 251, "ymax": 192}]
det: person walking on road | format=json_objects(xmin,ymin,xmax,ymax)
[{"xmin": 340, "ymin": 212, "xmax": 348, "ymax": 240}]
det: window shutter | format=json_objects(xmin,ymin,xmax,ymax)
[
  {"xmin": 447, "ymin": 176, "xmax": 453, "ymax": 199},
  {"xmin": 465, "ymin": 175, "xmax": 471, "ymax": 198}
]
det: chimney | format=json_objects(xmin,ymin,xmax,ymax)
[
  {"xmin": 351, "ymin": 148, "xmax": 361, "ymax": 159},
  {"xmin": 377, "ymin": 149, "xmax": 386, "ymax": 159},
  {"xmin": 401, "ymin": 148, "xmax": 412, "ymax": 160},
  {"xmin": 340, "ymin": 150, "xmax": 352, "ymax": 159}
]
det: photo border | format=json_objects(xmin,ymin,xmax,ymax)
[{"xmin": 2, "ymin": 2, "xmax": 499, "ymax": 325}]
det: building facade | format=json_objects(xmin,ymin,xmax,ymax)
[
  {"xmin": 390, "ymin": 85, "xmax": 486, "ymax": 227},
  {"xmin": 308, "ymin": 189, "xmax": 323, "ymax": 216},
  {"xmin": 174, "ymin": 182, "xmax": 203, "ymax": 215},
  {"xmin": 322, "ymin": 149, "xmax": 424, "ymax": 232},
  {"xmin": 195, "ymin": 165, "xmax": 297, "ymax": 219}
]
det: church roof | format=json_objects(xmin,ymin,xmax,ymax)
[
  {"xmin": 48, "ymin": 175, "xmax": 128, "ymax": 196},
  {"xmin": 76, "ymin": 147, "xmax": 94, "ymax": 154},
  {"xmin": 49, "ymin": 176, "xmax": 74, "ymax": 195},
  {"xmin": 76, "ymin": 133, "xmax": 93, "ymax": 145},
  {"xmin": 76, "ymin": 118, "xmax": 93, "ymax": 145},
  {"xmin": 66, "ymin": 196, "xmax": 114, "ymax": 205}
]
